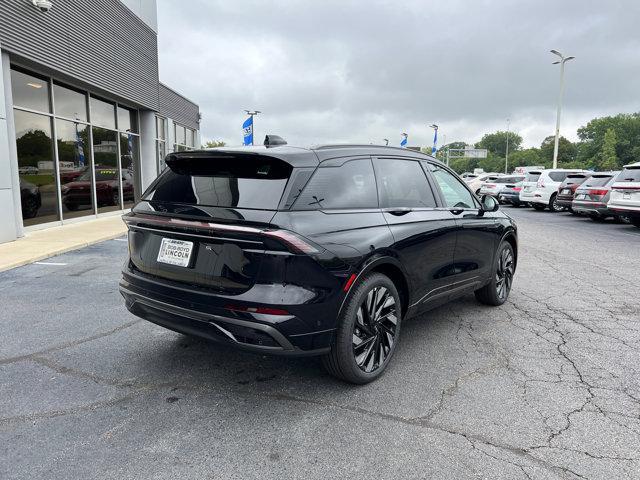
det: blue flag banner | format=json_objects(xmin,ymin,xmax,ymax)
[
  {"xmin": 400, "ymin": 134, "xmax": 408, "ymax": 148},
  {"xmin": 76, "ymin": 127, "xmax": 85, "ymax": 167},
  {"xmin": 242, "ymin": 116, "xmax": 253, "ymax": 146},
  {"xmin": 431, "ymin": 129, "xmax": 438, "ymax": 154}
]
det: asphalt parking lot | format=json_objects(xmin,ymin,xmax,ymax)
[{"xmin": 1, "ymin": 207, "xmax": 639, "ymax": 480}]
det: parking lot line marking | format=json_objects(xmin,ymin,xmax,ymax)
[{"xmin": 34, "ymin": 262, "xmax": 68, "ymax": 266}]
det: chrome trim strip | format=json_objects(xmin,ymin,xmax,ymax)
[{"xmin": 129, "ymin": 224, "xmax": 263, "ymax": 245}]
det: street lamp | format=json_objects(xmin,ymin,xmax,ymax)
[
  {"xmin": 429, "ymin": 124, "xmax": 438, "ymax": 155},
  {"xmin": 550, "ymin": 50, "xmax": 575, "ymax": 169},
  {"xmin": 244, "ymin": 110, "xmax": 261, "ymax": 146}
]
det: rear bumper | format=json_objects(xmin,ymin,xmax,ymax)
[
  {"xmin": 499, "ymin": 193, "xmax": 521, "ymax": 204},
  {"xmin": 556, "ymin": 196, "xmax": 574, "ymax": 208},
  {"xmin": 608, "ymin": 204, "xmax": 640, "ymax": 217},
  {"xmin": 571, "ymin": 201, "xmax": 610, "ymax": 216},
  {"xmin": 120, "ymin": 264, "xmax": 338, "ymax": 356}
]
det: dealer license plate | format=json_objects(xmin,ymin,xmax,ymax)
[
  {"xmin": 157, "ymin": 238, "xmax": 193, "ymax": 267},
  {"xmin": 562, "ymin": 189, "xmax": 571, "ymax": 194}
]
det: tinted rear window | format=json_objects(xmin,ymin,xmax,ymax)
[
  {"xmin": 145, "ymin": 156, "xmax": 292, "ymax": 210},
  {"xmin": 495, "ymin": 176, "xmax": 524, "ymax": 184},
  {"xmin": 617, "ymin": 167, "xmax": 640, "ymax": 182},
  {"xmin": 525, "ymin": 172, "xmax": 541, "ymax": 182},
  {"xmin": 561, "ymin": 174, "xmax": 588, "ymax": 186},
  {"xmin": 293, "ymin": 158, "xmax": 377, "ymax": 210},
  {"xmin": 583, "ymin": 175, "xmax": 614, "ymax": 187}
]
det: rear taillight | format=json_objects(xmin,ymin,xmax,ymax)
[
  {"xmin": 225, "ymin": 304, "xmax": 291, "ymax": 316},
  {"xmin": 262, "ymin": 229, "xmax": 319, "ymax": 254},
  {"xmin": 537, "ymin": 180, "xmax": 545, "ymax": 188},
  {"xmin": 589, "ymin": 189, "xmax": 608, "ymax": 196},
  {"xmin": 513, "ymin": 187, "xmax": 522, "ymax": 192}
]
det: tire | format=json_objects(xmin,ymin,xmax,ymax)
[
  {"xmin": 549, "ymin": 194, "xmax": 565, "ymax": 212},
  {"xmin": 475, "ymin": 241, "xmax": 515, "ymax": 306},
  {"xmin": 111, "ymin": 190, "xmax": 120, "ymax": 207},
  {"xmin": 532, "ymin": 203, "xmax": 546, "ymax": 211},
  {"xmin": 322, "ymin": 273, "xmax": 402, "ymax": 384},
  {"xmin": 21, "ymin": 196, "xmax": 39, "ymax": 219},
  {"xmin": 590, "ymin": 214, "xmax": 605, "ymax": 222}
]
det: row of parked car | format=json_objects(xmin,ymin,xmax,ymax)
[{"xmin": 463, "ymin": 162, "xmax": 640, "ymax": 227}]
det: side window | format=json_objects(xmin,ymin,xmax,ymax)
[
  {"xmin": 428, "ymin": 163, "xmax": 477, "ymax": 209},
  {"xmin": 549, "ymin": 172, "xmax": 569, "ymax": 182},
  {"xmin": 374, "ymin": 158, "xmax": 436, "ymax": 208},
  {"xmin": 293, "ymin": 158, "xmax": 378, "ymax": 210}
]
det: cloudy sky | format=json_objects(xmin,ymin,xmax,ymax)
[{"xmin": 156, "ymin": 0, "xmax": 639, "ymax": 149}]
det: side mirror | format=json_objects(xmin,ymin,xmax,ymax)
[{"xmin": 481, "ymin": 194, "xmax": 499, "ymax": 212}]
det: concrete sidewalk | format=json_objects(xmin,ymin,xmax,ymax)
[{"xmin": 0, "ymin": 215, "xmax": 127, "ymax": 272}]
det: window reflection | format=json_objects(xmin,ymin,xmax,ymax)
[
  {"xmin": 120, "ymin": 133, "xmax": 138, "ymax": 208},
  {"xmin": 93, "ymin": 127, "xmax": 120, "ymax": 212},
  {"xmin": 11, "ymin": 69, "xmax": 50, "ymax": 113},
  {"xmin": 156, "ymin": 140, "xmax": 166, "ymax": 173},
  {"xmin": 14, "ymin": 110, "xmax": 58, "ymax": 225},
  {"xmin": 57, "ymin": 119, "xmax": 94, "ymax": 218},
  {"xmin": 53, "ymin": 84, "xmax": 87, "ymax": 121},
  {"xmin": 90, "ymin": 97, "xmax": 116, "ymax": 129},
  {"xmin": 117, "ymin": 106, "xmax": 137, "ymax": 133}
]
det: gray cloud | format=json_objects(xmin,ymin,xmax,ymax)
[{"xmin": 157, "ymin": 0, "xmax": 640, "ymax": 148}]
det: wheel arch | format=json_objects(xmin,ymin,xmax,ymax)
[
  {"xmin": 501, "ymin": 230, "xmax": 518, "ymax": 272},
  {"xmin": 341, "ymin": 255, "xmax": 411, "ymax": 320}
]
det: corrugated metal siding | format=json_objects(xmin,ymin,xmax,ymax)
[
  {"xmin": 159, "ymin": 83, "xmax": 199, "ymax": 130},
  {"xmin": 0, "ymin": 0, "xmax": 159, "ymax": 110}
]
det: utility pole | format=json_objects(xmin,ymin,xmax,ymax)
[
  {"xmin": 505, "ymin": 118, "xmax": 510, "ymax": 174},
  {"xmin": 550, "ymin": 50, "xmax": 575, "ymax": 169},
  {"xmin": 244, "ymin": 110, "xmax": 261, "ymax": 146}
]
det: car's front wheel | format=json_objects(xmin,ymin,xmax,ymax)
[
  {"xmin": 322, "ymin": 273, "xmax": 402, "ymax": 384},
  {"xmin": 475, "ymin": 241, "xmax": 515, "ymax": 306}
]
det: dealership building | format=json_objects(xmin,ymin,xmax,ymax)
[{"xmin": 0, "ymin": 0, "xmax": 200, "ymax": 244}]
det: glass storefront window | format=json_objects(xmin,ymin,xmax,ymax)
[
  {"xmin": 92, "ymin": 127, "xmax": 120, "ymax": 213},
  {"xmin": 56, "ymin": 119, "xmax": 93, "ymax": 219},
  {"xmin": 53, "ymin": 83, "xmax": 87, "ymax": 121},
  {"xmin": 14, "ymin": 110, "xmax": 58, "ymax": 226},
  {"xmin": 175, "ymin": 123, "xmax": 186, "ymax": 145},
  {"xmin": 156, "ymin": 116, "xmax": 166, "ymax": 140},
  {"xmin": 187, "ymin": 128, "xmax": 195, "ymax": 147},
  {"xmin": 11, "ymin": 69, "xmax": 50, "ymax": 113},
  {"xmin": 118, "ymin": 106, "xmax": 138, "ymax": 134},
  {"xmin": 120, "ymin": 133, "xmax": 139, "ymax": 208},
  {"xmin": 90, "ymin": 97, "xmax": 116, "ymax": 129},
  {"xmin": 156, "ymin": 140, "xmax": 166, "ymax": 173}
]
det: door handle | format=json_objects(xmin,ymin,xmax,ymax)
[{"xmin": 384, "ymin": 207, "xmax": 413, "ymax": 216}]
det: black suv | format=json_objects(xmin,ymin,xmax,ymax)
[{"xmin": 120, "ymin": 143, "xmax": 517, "ymax": 383}]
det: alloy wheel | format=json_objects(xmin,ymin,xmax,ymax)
[
  {"xmin": 551, "ymin": 196, "xmax": 564, "ymax": 212},
  {"xmin": 352, "ymin": 286, "xmax": 398, "ymax": 373},
  {"xmin": 495, "ymin": 247, "xmax": 514, "ymax": 300}
]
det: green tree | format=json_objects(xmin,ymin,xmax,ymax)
[
  {"xmin": 577, "ymin": 113, "xmax": 640, "ymax": 167},
  {"xmin": 597, "ymin": 128, "xmax": 619, "ymax": 171},
  {"xmin": 507, "ymin": 148, "xmax": 543, "ymax": 168},
  {"xmin": 539, "ymin": 135, "xmax": 577, "ymax": 166},
  {"xmin": 203, "ymin": 140, "xmax": 226, "ymax": 148},
  {"xmin": 475, "ymin": 131, "xmax": 522, "ymax": 157}
]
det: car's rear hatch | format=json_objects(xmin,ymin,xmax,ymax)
[
  {"xmin": 124, "ymin": 149, "xmax": 315, "ymax": 294},
  {"xmin": 574, "ymin": 174, "xmax": 616, "ymax": 204},
  {"xmin": 521, "ymin": 171, "xmax": 542, "ymax": 195},
  {"xmin": 558, "ymin": 173, "xmax": 589, "ymax": 199},
  {"xmin": 610, "ymin": 164, "xmax": 640, "ymax": 209}
]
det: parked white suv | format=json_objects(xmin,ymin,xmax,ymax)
[
  {"xmin": 522, "ymin": 169, "xmax": 586, "ymax": 212},
  {"xmin": 466, "ymin": 173, "xmax": 502, "ymax": 195},
  {"xmin": 518, "ymin": 170, "xmax": 543, "ymax": 206},
  {"xmin": 608, "ymin": 162, "xmax": 640, "ymax": 228},
  {"xmin": 479, "ymin": 174, "xmax": 524, "ymax": 199}
]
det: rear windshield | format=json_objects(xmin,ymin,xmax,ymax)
[
  {"xmin": 617, "ymin": 167, "xmax": 640, "ymax": 182},
  {"xmin": 495, "ymin": 176, "xmax": 524, "ymax": 184},
  {"xmin": 144, "ymin": 155, "xmax": 292, "ymax": 210},
  {"xmin": 561, "ymin": 174, "xmax": 589, "ymax": 187},
  {"xmin": 524, "ymin": 172, "xmax": 541, "ymax": 182},
  {"xmin": 583, "ymin": 175, "xmax": 614, "ymax": 187}
]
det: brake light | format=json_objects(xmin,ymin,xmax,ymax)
[
  {"xmin": 225, "ymin": 305, "xmax": 291, "ymax": 316},
  {"xmin": 513, "ymin": 187, "xmax": 522, "ymax": 192},
  {"xmin": 262, "ymin": 230, "xmax": 319, "ymax": 254},
  {"xmin": 613, "ymin": 185, "xmax": 640, "ymax": 191},
  {"xmin": 588, "ymin": 189, "xmax": 608, "ymax": 196}
]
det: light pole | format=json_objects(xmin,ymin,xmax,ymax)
[
  {"xmin": 383, "ymin": 138, "xmax": 389, "ymax": 146},
  {"xmin": 550, "ymin": 50, "xmax": 575, "ymax": 169},
  {"xmin": 244, "ymin": 110, "xmax": 261, "ymax": 146},
  {"xmin": 505, "ymin": 118, "xmax": 510, "ymax": 174}
]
